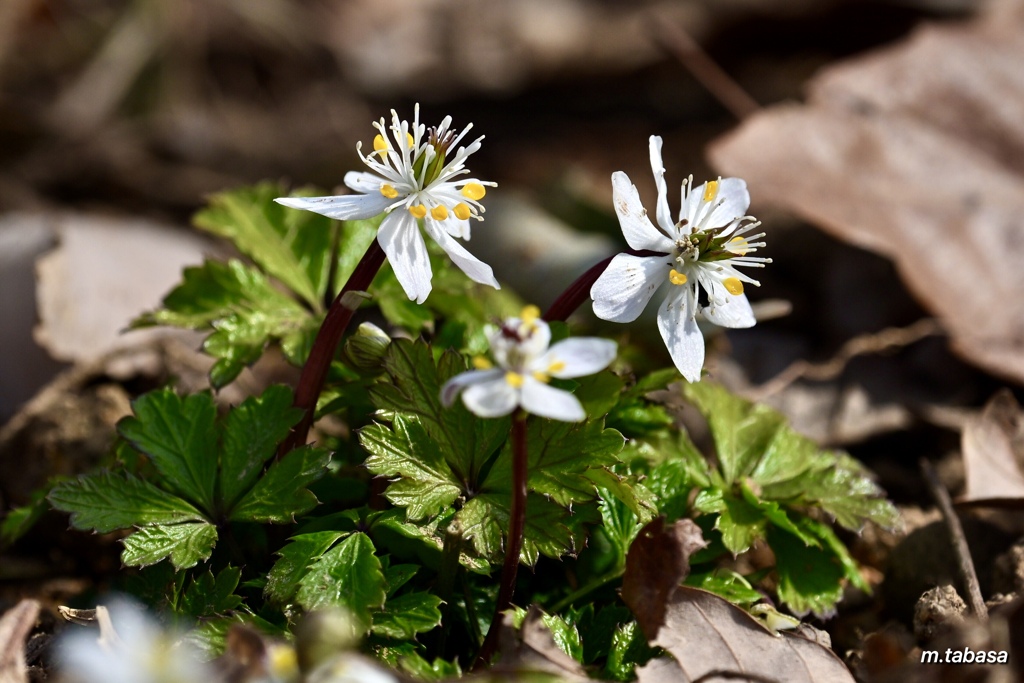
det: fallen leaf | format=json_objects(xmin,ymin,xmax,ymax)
[
  {"xmin": 621, "ymin": 518, "xmax": 707, "ymax": 641},
  {"xmin": 491, "ymin": 606, "xmax": 588, "ymax": 681},
  {"xmin": 636, "ymin": 587, "xmax": 855, "ymax": 683},
  {"xmin": 959, "ymin": 390, "xmax": 1024, "ymax": 508},
  {"xmin": 708, "ymin": 11, "xmax": 1024, "ymax": 386},
  {"xmin": 0, "ymin": 599, "xmax": 39, "ymax": 683}
]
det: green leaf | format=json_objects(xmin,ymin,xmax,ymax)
[
  {"xmin": 682, "ymin": 382, "xmax": 787, "ymax": 483},
  {"xmin": 181, "ymin": 567, "xmax": 243, "ymax": 617},
  {"xmin": 361, "ymin": 417, "xmax": 463, "ymax": 520},
  {"xmin": 121, "ymin": 522, "xmax": 218, "ymax": 569},
  {"xmin": 265, "ymin": 531, "xmax": 345, "ymax": 604},
  {"xmin": 334, "ymin": 217, "xmax": 381, "ymax": 289},
  {"xmin": 695, "ymin": 490, "xmax": 767, "ymax": 555},
  {"xmin": 382, "ymin": 563, "xmax": 420, "ymax": 597},
  {"xmin": 540, "ymin": 613, "xmax": 584, "ymax": 663},
  {"xmin": 456, "ymin": 493, "xmax": 576, "ymax": 565},
  {"xmin": 194, "ymin": 182, "xmax": 333, "ymax": 310},
  {"xmin": 1, "ymin": 486, "xmax": 53, "ymax": 546},
  {"xmin": 769, "ymin": 525, "xmax": 845, "ymax": 617},
  {"xmin": 396, "ymin": 653, "xmax": 461, "ymax": 681},
  {"xmin": 684, "ymin": 570, "xmax": 762, "ymax": 606},
  {"xmin": 139, "ymin": 259, "xmax": 317, "ymax": 387},
  {"xmin": 371, "ymin": 592, "xmax": 443, "ymax": 639},
  {"xmin": 117, "ymin": 389, "xmax": 218, "ymax": 513},
  {"xmin": 49, "ymin": 471, "xmax": 206, "ymax": 533},
  {"xmin": 296, "ymin": 532, "xmax": 386, "ymax": 628},
  {"xmin": 220, "ymin": 385, "xmax": 304, "ymax": 508},
  {"xmin": 520, "ymin": 419, "xmax": 624, "ymax": 508},
  {"xmin": 605, "ymin": 621, "xmax": 656, "ymax": 681},
  {"xmin": 229, "ymin": 446, "xmax": 331, "ymax": 522}
]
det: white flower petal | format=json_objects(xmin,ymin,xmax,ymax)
[
  {"xmin": 377, "ymin": 212, "xmax": 432, "ymax": 303},
  {"xmin": 274, "ymin": 193, "xmax": 393, "ymax": 221},
  {"xmin": 648, "ymin": 136, "xmax": 675, "ymax": 234},
  {"xmin": 345, "ymin": 171, "xmax": 399, "ymax": 194},
  {"xmin": 611, "ymin": 172, "xmax": 674, "ymax": 252},
  {"xmin": 462, "ymin": 377, "xmax": 520, "ymax": 417},
  {"xmin": 521, "ymin": 377, "xmax": 585, "ymax": 422},
  {"xmin": 423, "ymin": 220, "xmax": 499, "ymax": 289},
  {"xmin": 658, "ymin": 286, "xmax": 705, "ymax": 382},
  {"xmin": 702, "ymin": 177, "xmax": 750, "ymax": 229},
  {"xmin": 701, "ymin": 290, "xmax": 755, "ymax": 328},
  {"xmin": 591, "ymin": 253, "xmax": 673, "ymax": 323},
  {"xmin": 441, "ymin": 369, "xmax": 504, "ymax": 407},
  {"xmin": 538, "ymin": 338, "xmax": 617, "ymax": 378}
]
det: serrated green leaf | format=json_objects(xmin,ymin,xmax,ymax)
[
  {"xmin": 684, "ymin": 570, "xmax": 762, "ymax": 606},
  {"xmin": 539, "ymin": 614, "xmax": 584, "ymax": 663},
  {"xmin": 682, "ymin": 382, "xmax": 787, "ymax": 484},
  {"xmin": 1, "ymin": 486, "xmax": 52, "ymax": 546},
  {"xmin": 220, "ymin": 385, "xmax": 304, "ymax": 508},
  {"xmin": 371, "ymin": 592, "xmax": 443, "ymax": 639},
  {"xmin": 121, "ymin": 522, "xmax": 218, "ymax": 569},
  {"xmin": 396, "ymin": 653, "xmax": 461, "ymax": 681},
  {"xmin": 194, "ymin": 182, "xmax": 333, "ymax": 310},
  {"xmin": 139, "ymin": 259, "xmax": 317, "ymax": 387},
  {"xmin": 296, "ymin": 532, "xmax": 386, "ymax": 628},
  {"xmin": 695, "ymin": 491, "xmax": 767, "ymax": 555},
  {"xmin": 49, "ymin": 471, "xmax": 206, "ymax": 533},
  {"xmin": 229, "ymin": 446, "xmax": 330, "ymax": 522},
  {"xmin": 382, "ymin": 563, "xmax": 420, "ymax": 597},
  {"xmin": 456, "ymin": 493, "xmax": 575, "ymax": 565},
  {"xmin": 181, "ymin": 567, "xmax": 243, "ymax": 617},
  {"xmin": 797, "ymin": 516, "xmax": 869, "ymax": 592},
  {"xmin": 117, "ymin": 389, "xmax": 218, "ymax": 512},
  {"xmin": 265, "ymin": 531, "xmax": 346, "ymax": 604},
  {"xmin": 769, "ymin": 525, "xmax": 845, "ymax": 617},
  {"xmin": 605, "ymin": 621, "xmax": 655, "ymax": 681},
  {"xmin": 585, "ymin": 469, "xmax": 655, "ymax": 523}
]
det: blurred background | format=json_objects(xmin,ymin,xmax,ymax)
[{"xmin": 2, "ymin": 0, "xmax": 1022, "ymax": 505}]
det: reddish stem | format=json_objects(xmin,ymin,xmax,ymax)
[
  {"xmin": 474, "ymin": 412, "xmax": 528, "ymax": 669},
  {"xmin": 277, "ymin": 239, "xmax": 386, "ymax": 457}
]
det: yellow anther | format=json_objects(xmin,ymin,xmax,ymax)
[
  {"xmin": 373, "ymin": 134, "xmax": 388, "ymax": 152},
  {"xmin": 380, "ymin": 184, "xmax": 399, "ymax": 199},
  {"xmin": 461, "ymin": 183, "xmax": 487, "ymax": 201},
  {"xmin": 547, "ymin": 360, "xmax": 566, "ymax": 373},
  {"xmin": 405, "ymin": 132, "xmax": 415, "ymax": 148},
  {"xmin": 724, "ymin": 277, "xmax": 744, "ymax": 295},
  {"xmin": 472, "ymin": 356, "xmax": 493, "ymax": 370},
  {"xmin": 454, "ymin": 203, "xmax": 472, "ymax": 220},
  {"xmin": 520, "ymin": 305, "xmax": 541, "ymax": 326},
  {"xmin": 727, "ymin": 236, "xmax": 749, "ymax": 255},
  {"xmin": 532, "ymin": 371, "xmax": 550, "ymax": 383},
  {"xmin": 409, "ymin": 204, "xmax": 427, "ymax": 219},
  {"xmin": 430, "ymin": 205, "xmax": 449, "ymax": 221},
  {"xmin": 505, "ymin": 372, "xmax": 524, "ymax": 388},
  {"xmin": 703, "ymin": 179, "xmax": 720, "ymax": 203},
  {"xmin": 668, "ymin": 269, "xmax": 688, "ymax": 286}
]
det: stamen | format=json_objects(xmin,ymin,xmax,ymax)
[
  {"xmin": 547, "ymin": 360, "xmax": 566, "ymax": 373},
  {"xmin": 373, "ymin": 134, "xmax": 388, "ymax": 153},
  {"xmin": 505, "ymin": 372, "xmax": 524, "ymax": 388},
  {"xmin": 454, "ymin": 203, "xmax": 472, "ymax": 220},
  {"xmin": 520, "ymin": 305, "xmax": 541, "ymax": 326},
  {"xmin": 724, "ymin": 277, "xmax": 744, "ymax": 295},
  {"xmin": 727, "ymin": 236, "xmax": 750, "ymax": 255},
  {"xmin": 409, "ymin": 205, "xmax": 427, "ymax": 218},
  {"xmin": 431, "ymin": 205, "xmax": 449, "ymax": 220},
  {"xmin": 380, "ymin": 184, "xmax": 399, "ymax": 199},
  {"xmin": 703, "ymin": 179, "xmax": 720, "ymax": 203},
  {"xmin": 461, "ymin": 183, "xmax": 487, "ymax": 201},
  {"xmin": 668, "ymin": 269, "xmax": 688, "ymax": 285},
  {"xmin": 531, "ymin": 371, "xmax": 550, "ymax": 383},
  {"xmin": 472, "ymin": 356, "xmax": 493, "ymax": 370}
]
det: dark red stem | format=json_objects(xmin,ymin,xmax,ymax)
[
  {"xmin": 542, "ymin": 249, "xmax": 665, "ymax": 323},
  {"xmin": 474, "ymin": 412, "xmax": 528, "ymax": 669},
  {"xmin": 277, "ymin": 239, "xmax": 387, "ymax": 457}
]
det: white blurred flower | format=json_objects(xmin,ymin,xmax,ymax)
[
  {"xmin": 441, "ymin": 306, "xmax": 616, "ymax": 421},
  {"xmin": 57, "ymin": 601, "xmax": 214, "ymax": 683},
  {"xmin": 590, "ymin": 135, "xmax": 770, "ymax": 382},
  {"xmin": 275, "ymin": 104, "xmax": 498, "ymax": 304}
]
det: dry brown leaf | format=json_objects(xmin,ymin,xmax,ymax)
[
  {"xmin": 0, "ymin": 600, "xmax": 39, "ymax": 683},
  {"xmin": 621, "ymin": 517, "xmax": 707, "ymax": 641},
  {"xmin": 636, "ymin": 587, "xmax": 855, "ymax": 683},
  {"xmin": 959, "ymin": 390, "xmax": 1024, "ymax": 508},
  {"xmin": 490, "ymin": 606, "xmax": 589, "ymax": 681},
  {"xmin": 708, "ymin": 12, "xmax": 1024, "ymax": 386}
]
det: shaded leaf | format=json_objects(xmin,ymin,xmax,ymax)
[
  {"xmin": 49, "ymin": 471, "xmax": 206, "ymax": 533},
  {"xmin": 769, "ymin": 526, "xmax": 845, "ymax": 618},
  {"xmin": 229, "ymin": 447, "xmax": 331, "ymax": 523},
  {"xmin": 636, "ymin": 587, "xmax": 854, "ymax": 682},
  {"xmin": 371, "ymin": 592, "xmax": 443, "ymax": 640},
  {"xmin": 121, "ymin": 522, "xmax": 218, "ymax": 569},
  {"xmin": 264, "ymin": 531, "xmax": 345, "ymax": 604}
]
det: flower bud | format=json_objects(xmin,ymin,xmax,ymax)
[{"xmin": 340, "ymin": 322, "xmax": 391, "ymax": 374}]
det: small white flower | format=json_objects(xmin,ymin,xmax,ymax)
[
  {"xmin": 590, "ymin": 136, "xmax": 770, "ymax": 382},
  {"xmin": 275, "ymin": 105, "xmax": 499, "ymax": 304},
  {"xmin": 441, "ymin": 306, "xmax": 617, "ymax": 422},
  {"xmin": 58, "ymin": 600, "xmax": 214, "ymax": 683}
]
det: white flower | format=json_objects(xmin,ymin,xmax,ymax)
[
  {"xmin": 57, "ymin": 600, "xmax": 214, "ymax": 683},
  {"xmin": 590, "ymin": 136, "xmax": 770, "ymax": 382},
  {"xmin": 441, "ymin": 306, "xmax": 617, "ymax": 422},
  {"xmin": 274, "ymin": 105, "xmax": 499, "ymax": 304}
]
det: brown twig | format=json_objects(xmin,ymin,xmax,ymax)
[
  {"xmin": 746, "ymin": 318, "xmax": 944, "ymax": 402},
  {"xmin": 652, "ymin": 15, "xmax": 761, "ymax": 121},
  {"xmin": 920, "ymin": 458, "xmax": 988, "ymax": 622}
]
